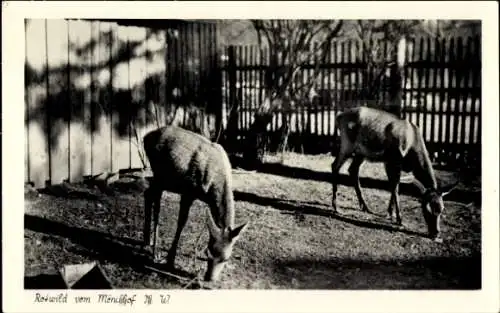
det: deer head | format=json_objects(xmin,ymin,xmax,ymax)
[
  {"xmin": 204, "ymin": 212, "xmax": 248, "ymax": 282},
  {"xmin": 414, "ymin": 180, "xmax": 459, "ymax": 240}
]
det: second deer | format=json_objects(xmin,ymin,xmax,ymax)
[{"xmin": 331, "ymin": 106, "xmax": 457, "ymax": 241}]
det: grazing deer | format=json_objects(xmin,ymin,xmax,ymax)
[
  {"xmin": 143, "ymin": 126, "xmax": 248, "ymax": 282},
  {"xmin": 331, "ymin": 107, "xmax": 456, "ymax": 240}
]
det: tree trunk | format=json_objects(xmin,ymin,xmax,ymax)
[
  {"xmin": 277, "ymin": 115, "xmax": 290, "ymax": 163},
  {"xmin": 242, "ymin": 112, "xmax": 273, "ymax": 169}
]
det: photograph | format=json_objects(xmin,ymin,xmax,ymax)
[{"xmin": 2, "ymin": 1, "xmax": 499, "ymax": 313}]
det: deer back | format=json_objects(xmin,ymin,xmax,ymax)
[
  {"xmin": 144, "ymin": 126, "xmax": 231, "ymax": 196},
  {"xmin": 336, "ymin": 107, "xmax": 417, "ymax": 161}
]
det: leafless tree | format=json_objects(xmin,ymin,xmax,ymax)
[{"xmin": 243, "ymin": 20, "xmax": 343, "ymax": 167}]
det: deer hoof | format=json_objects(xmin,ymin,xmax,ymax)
[
  {"xmin": 433, "ymin": 237, "xmax": 443, "ymax": 243},
  {"xmin": 331, "ymin": 202, "xmax": 338, "ymax": 213},
  {"xmin": 165, "ymin": 261, "xmax": 176, "ymax": 271},
  {"xmin": 142, "ymin": 244, "xmax": 153, "ymax": 254}
]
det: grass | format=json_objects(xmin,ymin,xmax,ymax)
[{"xmin": 24, "ymin": 152, "xmax": 481, "ymax": 290}]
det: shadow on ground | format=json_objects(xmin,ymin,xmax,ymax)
[
  {"xmin": 24, "ymin": 214, "xmax": 196, "ymax": 288},
  {"xmin": 233, "ymin": 191, "xmax": 425, "ymax": 238},
  {"xmin": 229, "ymin": 155, "xmax": 479, "ymax": 205},
  {"xmin": 272, "ymin": 255, "xmax": 481, "ymax": 289},
  {"xmin": 24, "ymin": 273, "xmax": 68, "ymax": 289}
]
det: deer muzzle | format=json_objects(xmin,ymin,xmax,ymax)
[
  {"xmin": 423, "ymin": 208, "xmax": 441, "ymax": 240},
  {"xmin": 203, "ymin": 259, "xmax": 227, "ymax": 282}
]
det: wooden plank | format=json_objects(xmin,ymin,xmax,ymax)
[
  {"xmin": 415, "ymin": 37, "xmax": 424, "ymax": 129},
  {"xmin": 381, "ymin": 39, "xmax": 388, "ymax": 107},
  {"xmin": 249, "ymin": 46, "xmax": 255, "ymax": 131},
  {"xmin": 213, "ymin": 23, "xmax": 222, "ymax": 134},
  {"xmin": 165, "ymin": 26, "xmax": 173, "ymax": 125},
  {"xmin": 187, "ymin": 22, "xmax": 195, "ymax": 106},
  {"xmin": 26, "ymin": 19, "xmax": 50, "ymax": 188},
  {"xmin": 465, "ymin": 37, "xmax": 474, "ymax": 145},
  {"xmin": 178, "ymin": 25, "xmax": 186, "ymax": 127},
  {"xmin": 451, "ymin": 37, "xmax": 461, "ymax": 145},
  {"xmin": 90, "ymin": 21, "xmax": 113, "ymax": 175},
  {"xmin": 25, "ymin": 20, "xmax": 30, "ymax": 183},
  {"xmin": 430, "ymin": 37, "xmax": 438, "ymax": 144},
  {"xmin": 299, "ymin": 54, "xmax": 306, "ymax": 142},
  {"xmin": 184, "ymin": 24, "xmax": 193, "ymax": 109},
  {"xmin": 143, "ymin": 27, "xmax": 166, "ymax": 140},
  {"xmin": 158, "ymin": 28, "xmax": 168, "ymax": 127},
  {"xmin": 246, "ymin": 46, "xmax": 252, "ymax": 132},
  {"xmin": 456, "ymin": 37, "xmax": 466, "ymax": 144},
  {"xmin": 332, "ymin": 41, "xmax": 337, "ymax": 116},
  {"xmin": 318, "ymin": 43, "xmax": 325, "ymax": 136},
  {"xmin": 208, "ymin": 24, "xmax": 217, "ymax": 133},
  {"xmin": 108, "ymin": 23, "xmax": 116, "ymax": 174},
  {"xmin": 111, "ymin": 24, "xmax": 132, "ymax": 173},
  {"xmin": 46, "ymin": 19, "xmax": 70, "ymax": 185},
  {"xmin": 475, "ymin": 36, "xmax": 481, "ymax": 146},
  {"xmin": 306, "ymin": 44, "xmax": 313, "ymax": 135},
  {"xmin": 243, "ymin": 45, "xmax": 249, "ymax": 131},
  {"xmin": 67, "ymin": 20, "xmax": 91, "ymax": 183},
  {"xmin": 421, "ymin": 37, "xmax": 431, "ymax": 142},
  {"xmin": 233, "ymin": 46, "xmax": 239, "ymax": 131},
  {"xmin": 408, "ymin": 38, "xmax": 416, "ymax": 123},
  {"xmin": 128, "ymin": 25, "xmax": 148, "ymax": 169},
  {"xmin": 259, "ymin": 47, "xmax": 264, "ymax": 111},
  {"xmin": 326, "ymin": 42, "xmax": 332, "ymax": 136},
  {"xmin": 310, "ymin": 42, "xmax": 319, "ymax": 135},
  {"xmin": 343, "ymin": 41, "xmax": 348, "ymax": 107},
  {"xmin": 171, "ymin": 25, "xmax": 182, "ymax": 125},
  {"xmin": 318, "ymin": 41, "xmax": 324, "ymax": 136},
  {"xmin": 235, "ymin": 46, "xmax": 242, "ymax": 131},
  {"xmin": 437, "ymin": 38, "xmax": 446, "ymax": 145},
  {"xmin": 354, "ymin": 39, "xmax": 360, "ymax": 110},
  {"xmin": 226, "ymin": 46, "xmax": 237, "ymax": 145},
  {"xmin": 469, "ymin": 36, "xmax": 480, "ymax": 145},
  {"xmin": 444, "ymin": 38, "xmax": 455, "ymax": 146},
  {"xmin": 401, "ymin": 38, "xmax": 409, "ymax": 119}
]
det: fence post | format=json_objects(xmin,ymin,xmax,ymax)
[
  {"xmin": 389, "ymin": 37, "xmax": 406, "ymax": 117},
  {"xmin": 225, "ymin": 46, "xmax": 238, "ymax": 151}
]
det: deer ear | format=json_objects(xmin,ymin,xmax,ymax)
[
  {"xmin": 412, "ymin": 178, "xmax": 426, "ymax": 195},
  {"xmin": 228, "ymin": 222, "xmax": 248, "ymax": 242},
  {"xmin": 440, "ymin": 182, "xmax": 459, "ymax": 197}
]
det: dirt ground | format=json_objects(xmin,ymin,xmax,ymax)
[{"xmin": 24, "ymin": 153, "xmax": 481, "ymax": 290}]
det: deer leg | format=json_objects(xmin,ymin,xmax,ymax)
[
  {"xmin": 150, "ymin": 186, "xmax": 163, "ymax": 261},
  {"xmin": 331, "ymin": 149, "xmax": 350, "ymax": 213},
  {"xmin": 143, "ymin": 186, "xmax": 154, "ymax": 248},
  {"xmin": 166, "ymin": 194, "xmax": 194, "ymax": 269},
  {"xmin": 349, "ymin": 155, "xmax": 370, "ymax": 213},
  {"xmin": 385, "ymin": 162, "xmax": 402, "ymax": 225}
]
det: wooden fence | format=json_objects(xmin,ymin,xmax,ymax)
[
  {"xmin": 221, "ymin": 35, "xmax": 481, "ymax": 165},
  {"xmin": 26, "ymin": 23, "xmax": 481, "ymax": 189},
  {"xmin": 25, "ymin": 19, "xmax": 221, "ymax": 188}
]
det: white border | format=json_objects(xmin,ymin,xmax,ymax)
[{"xmin": 3, "ymin": 1, "xmax": 499, "ymax": 313}]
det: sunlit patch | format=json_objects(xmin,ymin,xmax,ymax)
[{"xmin": 74, "ymin": 73, "xmax": 91, "ymax": 90}]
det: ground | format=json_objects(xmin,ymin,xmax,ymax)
[{"xmin": 24, "ymin": 153, "xmax": 481, "ymax": 290}]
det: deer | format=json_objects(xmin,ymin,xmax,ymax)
[
  {"xmin": 331, "ymin": 106, "xmax": 457, "ymax": 241},
  {"xmin": 142, "ymin": 126, "xmax": 248, "ymax": 282}
]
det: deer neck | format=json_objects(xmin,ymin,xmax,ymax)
[
  {"xmin": 411, "ymin": 145, "xmax": 438, "ymax": 192},
  {"xmin": 211, "ymin": 181, "xmax": 235, "ymax": 230}
]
